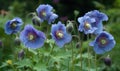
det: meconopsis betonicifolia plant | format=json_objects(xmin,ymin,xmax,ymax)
[
  {"xmin": 3, "ymin": 3, "xmax": 116, "ymax": 71},
  {"xmin": 77, "ymin": 10, "xmax": 116, "ymax": 54}
]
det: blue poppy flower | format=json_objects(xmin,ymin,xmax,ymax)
[
  {"xmin": 89, "ymin": 31, "xmax": 116, "ymax": 54},
  {"xmin": 51, "ymin": 21, "xmax": 72, "ymax": 47},
  {"xmin": 47, "ymin": 12, "xmax": 58, "ymax": 24},
  {"xmin": 5, "ymin": 17, "xmax": 23, "ymax": 35},
  {"xmin": 85, "ymin": 10, "xmax": 108, "ymax": 34},
  {"xmin": 20, "ymin": 24, "xmax": 46, "ymax": 49},
  {"xmin": 36, "ymin": 4, "xmax": 53, "ymax": 22},
  {"xmin": 78, "ymin": 16, "xmax": 97, "ymax": 34}
]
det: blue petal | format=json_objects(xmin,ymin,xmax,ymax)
[
  {"xmin": 99, "ymin": 12, "xmax": 108, "ymax": 21},
  {"xmin": 25, "ymin": 37, "xmax": 45, "ymax": 49},
  {"xmin": 12, "ymin": 17, "xmax": 23, "ymax": 25},
  {"xmin": 36, "ymin": 4, "xmax": 53, "ymax": 21},
  {"xmin": 20, "ymin": 24, "xmax": 46, "ymax": 49},
  {"xmin": 47, "ymin": 13, "xmax": 58, "ymax": 24},
  {"xmin": 89, "ymin": 41, "xmax": 95, "ymax": 46},
  {"xmin": 94, "ymin": 22, "xmax": 103, "ymax": 35},
  {"xmin": 78, "ymin": 23, "xmax": 84, "ymax": 32},
  {"xmin": 64, "ymin": 33, "xmax": 72, "ymax": 43},
  {"xmin": 103, "ymin": 40, "xmax": 116, "ymax": 52},
  {"xmin": 55, "ymin": 39, "xmax": 66, "ymax": 48},
  {"xmin": 55, "ymin": 33, "xmax": 72, "ymax": 48},
  {"xmin": 93, "ymin": 43, "xmax": 105, "ymax": 54},
  {"xmin": 78, "ymin": 17, "xmax": 83, "ymax": 24}
]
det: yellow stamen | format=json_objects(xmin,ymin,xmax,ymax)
[
  {"xmin": 58, "ymin": 32, "xmax": 63, "ymax": 38},
  {"xmin": 101, "ymin": 39, "xmax": 107, "ymax": 45},
  {"xmin": 42, "ymin": 12, "xmax": 46, "ymax": 16},
  {"xmin": 11, "ymin": 23, "xmax": 17, "ymax": 29},
  {"xmin": 29, "ymin": 34, "xmax": 34, "ymax": 40},
  {"xmin": 84, "ymin": 22, "xmax": 91, "ymax": 29},
  {"xmin": 56, "ymin": 31, "xmax": 64, "ymax": 38}
]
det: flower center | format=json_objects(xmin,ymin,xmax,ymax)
[
  {"xmin": 101, "ymin": 39, "xmax": 106, "ymax": 45},
  {"xmin": 28, "ymin": 33, "xmax": 36, "ymax": 41},
  {"xmin": 42, "ymin": 12, "xmax": 46, "ymax": 17},
  {"xmin": 56, "ymin": 31, "xmax": 64, "ymax": 39},
  {"xmin": 99, "ymin": 37, "xmax": 108, "ymax": 46},
  {"xmin": 84, "ymin": 22, "xmax": 91, "ymax": 30},
  {"xmin": 10, "ymin": 22, "xmax": 17, "ymax": 29}
]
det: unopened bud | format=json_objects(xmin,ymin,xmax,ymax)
[
  {"xmin": 76, "ymin": 42, "xmax": 81, "ymax": 48},
  {"xmin": 32, "ymin": 16, "xmax": 41, "ymax": 26},
  {"xmin": 18, "ymin": 50, "xmax": 25, "ymax": 60},
  {"xmin": 74, "ymin": 10, "xmax": 79, "ymax": 17},
  {"xmin": 66, "ymin": 21, "xmax": 74, "ymax": 33},
  {"xmin": 14, "ymin": 37, "xmax": 21, "ymax": 45},
  {"xmin": 103, "ymin": 55, "xmax": 111, "ymax": 66}
]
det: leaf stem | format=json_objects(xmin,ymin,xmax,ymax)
[
  {"xmin": 46, "ymin": 43, "xmax": 55, "ymax": 65},
  {"xmin": 87, "ymin": 34, "xmax": 90, "ymax": 71},
  {"xmin": 71, "ymin": 41, "xmax": 74, "ymax": 71},
  {"xmin": 95, "ymin": 54, "xmax": 97, "ymax": 71}
]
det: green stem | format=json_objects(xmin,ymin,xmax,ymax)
[
  {"xmin": 79, "ymin": 33, "xmax": 83, "ymax": 71},
  {"xmin": 95, "ymin": 54, "xmax": 97, "ymax": 71},
  {"xmin": 46, "ymin": 43, "xmax": 55, "ymax": 65},
  {"xmin": 87, "ymin": 34, "xmax": 90, "ymax": 71},
  {"xmin": 68, "ymin": 59, "xmax": 70, "ymax": 71},
  {"xmin": 11, "ymin": 64, "xmax": 17, "ymax": 71},
  {"xmin": 74, "ymin": 22, "xmax": 83, "ymax": 71},
  {"xmin": 71, "ymin": 41, "xmax": 74, "ymax": 71}
]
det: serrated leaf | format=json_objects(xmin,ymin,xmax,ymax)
[
  {"xmin": 28, "ymin": 48, "xmax": 37, "ymax": 55},
  {"xmin": 33, "ymin": 63, "xmax": 48, "ymax": 71},
  {"xmin": 16, "ymin": 59, "xmax": 32, "ymax": 68},
  {"xmin": 0, "ymin": 63, "xmax": 8, "ymax": 68}
]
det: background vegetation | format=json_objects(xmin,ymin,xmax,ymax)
[{"xmin": 0, "ymin": 0, "xmax": 120, "ymax": 71}]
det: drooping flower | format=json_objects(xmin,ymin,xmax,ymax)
[
  {"xmin": 4, "ymin": 17, "xmax": 23, "ymax": 35},
  {"xmin": 36, "ymin": 4, "xmax": 53, "ymax": 22},
  {"xmin": 32, "ymin": 16, "xmax": 41, "ymax": 26},
  {"xmin": 89, "ymin": 31, "xmax": 116, "ymax": 54},
  {"xmin": 103, "ymin": 56, "xmax": 112, "ymax": 66},
  {"xmin": 84, "ymin": 10, "xmax": 108, "ymax": 34},
  {"xmin": 18, "ymin": 50, "xmax": 25, "ymax": 60},
  {"xmin": 51, "ymin": 21, "xmax": 72, "ymax": 47},
  {"xmin": 36, "ymin": 4, "xmax": 58, "ymax": 24},
  {"xmin": 66, "ymin": 20, "xmax": 74, "ymax": 33},
  {"xmin": 20, "ymin": 24, "xmax": 46, "ymax": 49},
  {"xmin": 78, "ymin": 16, "xmax": 97, "ymax": 34}
]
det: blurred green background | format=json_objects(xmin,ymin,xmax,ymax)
[{"xmin": 0, "ymin": 0, "xmax": 120, "ymax": 71}]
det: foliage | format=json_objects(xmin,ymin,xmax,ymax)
[{"xmin": 0, "ymin": 0, "xmax": 120, "ymax": 71}]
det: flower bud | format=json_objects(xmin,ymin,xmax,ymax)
[
  {"xmin": 103, "ymin": 56, "xmax": 111, "ymax": 66},
  {"xmin": 14, "ymin": 37, "xmax": 21, "ymax": 45},
  {"xmin": 66, "ymin": 21, "xmax": 74, "ymax": 33},
  {"xmin": 32, "ymin": 16, "xmax": 41, "ymax": 26},
  {"xmin": 76, "ymin": 42, "xmax": 81, "ymax": 48},
  {"xmin": 18, "ymin": 50, "xmax": 25, "ymax": 60},
  {"xmin": 74, "ymin": 10, "xmax": 79, "ymax": 17}
]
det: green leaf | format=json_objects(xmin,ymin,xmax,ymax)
[
  {"xmin": 33, "ymin": 63, "xmax": 48, "ymax": 71},
  {"xmin": 28, "ymin": 48, "xmax": 37, "ymax": 55},
  {"xmin": 0, "ymin": 63, "xmax": 8, "ymax": 68},
  {"xmin": 15, "ymin": 59, "xmax": 33, "ymax": 68}
]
